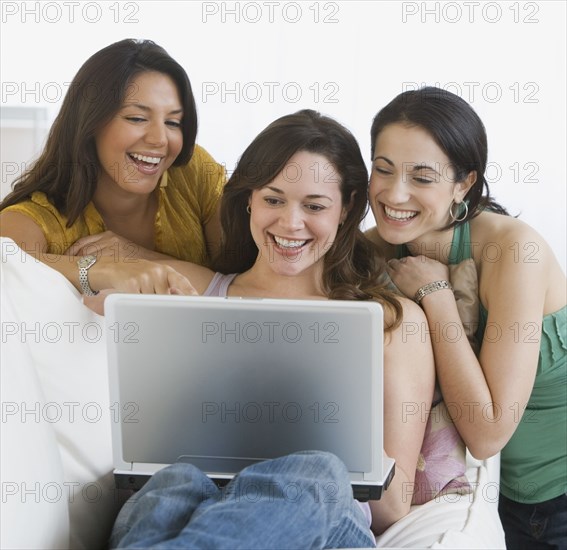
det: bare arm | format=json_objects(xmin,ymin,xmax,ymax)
[
  {"xmin": 67, "ymin": 219, "xmax": 224, "ymax": 274},
  {"xmin": 369, "ymin": 298, "xmax": 435, "ymax": 534},
  {"xmin": 65, "ymin": 205, "xmax": 223, "ymax": 266},
  {"xmin": 65, "ymin": 230, "xmax": 175, "ymax": 262},
  {"xmin": 0, "ymin": 211, "xmax": 200, "ymax": 296},
  {"xmin": 387, "ymin": 223, "xmax": 565, "ymax": 458}
]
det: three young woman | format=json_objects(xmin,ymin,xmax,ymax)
[{"xmin": 3, "ymin": 40, "xmax": 563, "ymax": 546}]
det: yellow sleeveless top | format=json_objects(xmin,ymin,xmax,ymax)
[{"xmin": 3, "ymin": 145, "xmax": 225, "ymax": 266}]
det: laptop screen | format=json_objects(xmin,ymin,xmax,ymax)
[{"xmin": 106, "ymin": 295, "xmax": 387, "ymax": 492}]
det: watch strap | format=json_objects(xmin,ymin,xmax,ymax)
[{"xmin": 77, "ymin": 256, "xmax": 99, "ymax": 296}]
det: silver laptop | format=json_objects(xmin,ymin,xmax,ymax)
[{"xmin": 105, "ymin": 294, "xmax": 395, "ymax": 501}]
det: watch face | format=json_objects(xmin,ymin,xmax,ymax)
[{"xmin": 78, "ymin": 255, "xmax": 96, "ymax": 269}]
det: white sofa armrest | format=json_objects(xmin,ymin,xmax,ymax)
[{"xmin": 1, "ymin": 274, "xmax": 70, "ymax": 548}]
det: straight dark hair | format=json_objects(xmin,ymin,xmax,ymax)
[
  {"xmin": 371, "ymin": 86, "xmax": 508, "ymax": 228},
  {"xmin": 0, "ymin": 39, "xmax": 197, "ymax": 225},
  {"xmin": 214, "ymin": 109, "xmax": 403, "ymax": 329}
]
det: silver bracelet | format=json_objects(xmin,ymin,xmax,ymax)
[{"xmin": 413, "ymin": 280, "xmax": 453, "ymax": 305}]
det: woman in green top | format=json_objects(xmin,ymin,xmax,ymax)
[{"xmin": 366, "ymin": 87, "xmax": 566, "ymax": 549}]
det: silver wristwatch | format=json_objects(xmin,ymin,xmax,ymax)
[
  {"xmin": 413, "ymin": 280, "xmax": 452, "ymax": 305},
  {"xmin": 77, "ymin": 255, "xmax": 99, "ymax": 296}
]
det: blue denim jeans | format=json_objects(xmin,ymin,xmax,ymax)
[
  {"xmin": 110, "ymin": 451, "xmax": 376, "ymax": 549},
  {"xmin": 499, "ymin": 492, "xmax": 567, "ymax": 549}
]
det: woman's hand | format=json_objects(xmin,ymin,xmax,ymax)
[
  {"xmin": 81, "ymin": 260, "xmax": 199, "ymax": 315},
  {"xmin": 66, "ymin": 231, "xmax": 159, "ymax": 261},
  {"xmin": 387, "ymin": 255, "xmax": 450, "ymax": 298},
  {"xmin": 89, "ymin": 257, "xmax": 200, "ymax": 296}
]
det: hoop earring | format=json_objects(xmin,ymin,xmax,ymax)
[
  {"xmin": 449, "ymin": 200, "xmax": 468, "ymax": 222},
  {"xmin": 246, "ymin": 205, "xmax": 251, "ymax": 214}
]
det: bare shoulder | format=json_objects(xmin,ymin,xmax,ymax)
[
  {"xmin": 384, "ymin": 295, "xmax": 428, "ymax": 346},
  {"xmin": 383, "ymin": 296, "xmax": 434, "ymax": 390},
  {"xmin": 397, "ymin": 295, "xmax": 426, "ymax": 322},
  {"xmin": 471, "ymin": 211, "xmax": 555, "ymax": 266},
  {"xmin": 471, "ymin": 211, "xmax": 565, "ymax": 310}
]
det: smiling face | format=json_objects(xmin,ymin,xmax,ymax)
[
  {"xmin": 369, "ymin": 123, "xmax": 473, "ymax": 246},
  {"xmin": 248, "ymin": 150, "xmax": 346, "ymax": 279},
  {"xmin": 94, "ymin": 71, "xmax": 183, "ymax": 196}
]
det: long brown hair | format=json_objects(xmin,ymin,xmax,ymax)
[
  {"xmin": 0, "ymin": 39, "xmax": 197, "ymax": 226},
  {"xmin": 214, "ymin": 109, "xmax": 403, "ymax": 329}
]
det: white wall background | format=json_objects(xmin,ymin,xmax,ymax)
[{"xmin": 1, "ymin": 0, "xmax": 565, "ymax": 271}]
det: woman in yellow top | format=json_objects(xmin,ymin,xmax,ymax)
[{"xmin": 0, "ymin": 39, "xmax": 224, "ymax": 297}]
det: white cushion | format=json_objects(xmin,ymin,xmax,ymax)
[
  {"xmin": 1, "ymin": 238, "xmax": 120, "ymax": 549},
  {"xmin": 1, "ymin": 284, "xmax": 69, "ymax": 548},
  {"xmin": 376, "ymin": 464, "xmax": 505, "ymax": 549}
]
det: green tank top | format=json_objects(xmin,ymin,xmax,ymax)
[{"xmin": 397, "ymin": 222, "xmax": 567, "ymax": 503}]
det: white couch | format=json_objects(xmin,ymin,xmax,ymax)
[{"xmin": 0, "ymin": 238, "xmax": 506, "ymax": 549}]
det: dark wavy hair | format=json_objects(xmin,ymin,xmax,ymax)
[
  {"xmin": 214, "ymin": 109, "xmax": 402, "ymax": 329},
  {"xmin": 370, "ymin": 86, "xmax": 508, "ymax": 228},
  {"xmin": 0, "ymin": 39, "xmax": 197, "ymax": 225}
]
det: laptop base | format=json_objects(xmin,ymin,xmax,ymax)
[{"xmin": 114, "ymin": 460, "xmax": 394, "ymax": 501}]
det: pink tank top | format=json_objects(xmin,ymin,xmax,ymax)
[{"xmin": 203, "ymin": 272, "xmax": 238, "ymax": 297}]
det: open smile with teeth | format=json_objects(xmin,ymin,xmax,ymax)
[
  {"xmin": 128, "ymin": 152, "xmax": 162, "ymax": 165},
  {"xmin": 272, "ymin": 234, "xmax": 309, "ymax": 249},
  {"xmin": 383, "ymin": 204, "xmax": 418, "ymax": 221}
]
